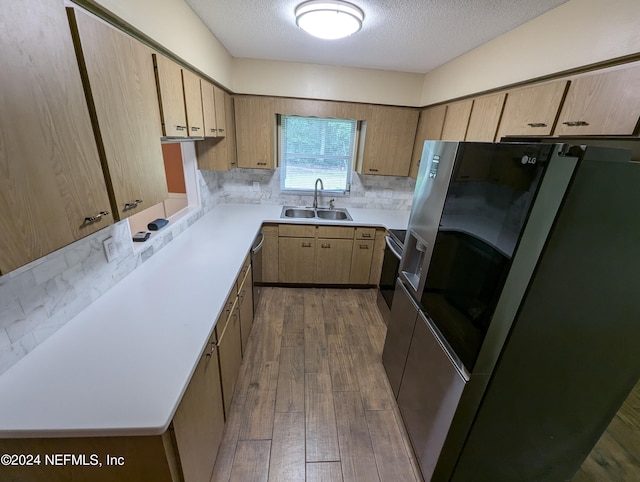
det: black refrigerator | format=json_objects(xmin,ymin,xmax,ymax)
[{"xmin": 382, "ymin": 141, "xmax": 640, "ymax": 481}]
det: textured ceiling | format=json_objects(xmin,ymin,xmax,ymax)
[{"xmin": 185, "ymin": 0, "xmax": 569, "ymax": 74}]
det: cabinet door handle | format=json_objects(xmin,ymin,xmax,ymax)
[
  {"xmin": 206, "ymin": 341, "xmax": 217, "ymax": 358},
  {"xmin": 302, "ymin": 242, "xmax": 312, "ymax": 247},
  {"xmin": 361, "ymin": 233, "xmax": 372, "ymax": 238},
  {"xmin": 84, "ymin": 211, "xmax": 110, "ymax": 224},
  {"xmin": 359, "ymin": 244, "xmax": 369, "ymax": 249},
  {"xmin": 210, "ymin": 128, "xmax": 217, "ymax": 133},
  {"xmin": 218, "ymin": 128, "xmax": 225, "ymax": 133},
  {"xmin": 368, "ymin": 168, "xmax": 379, "ymax": 172},
  {"xmin": 175, "ymin": 125, "xmax": 187, "ymax": 131},
  {"xmin": 321, "ymin": 242, "xmax": 331, "ymax": 248},
  {"xmin": 124, "ymin": 199, "xmax": 143, "ymax": 211},
  {"xmin": 527, "ymin": 122, "xmax": 547, "ymax": 128},
  {"xmin": 562, "ymin": 121, "xmax": 590, "ymax": 127},
  {"xmin": 191, "ymin": 126, "xmax": 201, "ymax": 131},
  {"xmin": 257, "ymin": 162, "xmax": 267, "ymax": 166}
]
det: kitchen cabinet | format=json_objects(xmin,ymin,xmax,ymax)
[
  {"xmin": 238, "ymin": 266, "xmax": 254, "ymax": 354},
  {"xmin": 69, "ymin": 8, "xmax": 168, "ymax": 221},
  {"xmin": 316, "ymin": 237, "xmax": 353, "ymax": 284},
  {"xmin": 173, "ymin": 331, "xmax": 225, "ymax": 482},
  {"xmin": 279, "ymin": 237, "xmax": 316, "ymax": 283},
  {"xmin": 555, "ymin": 64, "xmax": 640, "ymax": 136},
  {"xmin": 201, "ymin": 80, "xmax": 218, "ymax": 137},
  {"xmin": 496, "ymin": 80, "xmax": 568, "ymax": 139},
  {"xmin": 350, "ymin": 240, "xmax": 374, "ymax": 284},
  {"xmin": 217, "ymin": 298, "xmax": 242, "ymax": 416},
  {"xmin": 359, "ymin": 105, "xmax": 419, "ymax": 176},
  {"xmin": 369, "ymin": 228, "xmax": 387, "ymax": 285},
  {"xmin": 153, "ymin": 54, "xmax": 189, "ymax": 137},
  {"xmin": 181, "ymin": 69, "xmax": 204, "ymax": 136},
  {"xmin": 0, "ymin": 0, "xmax": 113, "ymax": 274},
  {"xmin": 196, "ymin": 91, "xmax": 237, "ymax": 171},
  {"xmin": 465, "ymin": 93, "xmax": 507, "ymax": 142},
  {"xmin": 441, "ymin": 100, "xmax": 473, "ymax": 141},
  {"xmin": 214, "ymin": 85, "xmax": 228, "ymax": 137},
  {"xmin": 235, "ymin": 96, "xmax": 276, "ymax": 169},
  {"xmin": 409, "ymin": 105, "xmax": 447, "ymax": 178},
  {"xmin": 262, "ymin": 224, "xmax": 279, "ymax": 282}
]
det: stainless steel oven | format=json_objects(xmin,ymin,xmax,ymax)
[{"xmin": 376, "ymin": 228, "xmax": 405, "ymax": 325}]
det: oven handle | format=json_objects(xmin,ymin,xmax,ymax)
[{"xmin": 385, "ymin": 235, "xmax": 403, "ymax": 260}]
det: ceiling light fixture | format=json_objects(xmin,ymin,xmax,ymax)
[{"xmin": 295, "ymin": 0, "xmax": 364, "ymax": 40}]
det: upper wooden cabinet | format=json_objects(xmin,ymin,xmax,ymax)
[
  {"xmin": 555, "ymin": 64, "xmax": 640, "ymax": 136},
  {"xmin": 496, "ymin": 80, "xmax": 568, "ymax": 139},
  {"xmin": 0, "ymin": 0, "xmax": 113, "ymax": 274},
  {"xmin": 441, "ymin": 100, "xmax": 473, "ymax": 141},
  {"xmin": 201, "ymin": 80, "xmax": 218, "ymax": 137},
  {"xmin": 153, "ymin": 54, "xmax": 188, "ymax": 137},
  {"xmin": 214, "ymin": 85, "xmax": 227, "ymax": 137},
  {"xmin": 359, "ymin": 105, "xmax": 419, "ymax": 176},
  {"xmin": 196, "ymin": 91, "xmax": 237, "ymax": 171},
  {"xmin": 182, "ymin": 69, "xmax": 204, "ymax": 137},
  {"xmin": 235, "ymin": 96, "xmax": 276, "ymax": 169},
  {"xmin": 70, "ymin": 9, "xmax": 168, "ymax": 220},
  {"xmin": 465, "ymin": 93, "xmax": 507, "ymax": 142},
  {"xmin": 409, "ymin": 105, "xmax": 447, "ymax": 178}
]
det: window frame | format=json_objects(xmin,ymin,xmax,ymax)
[{"xmin": 277, "ymin": 114, "xmax": 359, "ymax": 196}]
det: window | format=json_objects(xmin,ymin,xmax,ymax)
[{"xmin": 279, "ymin": 115, "xmax": 358, "ymax": 193}]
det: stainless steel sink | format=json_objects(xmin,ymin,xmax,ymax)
[
  {"xmin": 283, "ymin": 207, "xmax": 315, "ymax": 218},
  {"xmin": 280, "ymin": 206, "xmax": 352, "ymax": 221},
  {"xmin": 316, "ymin": 209, "xmax": 351, "ymax": 220}
]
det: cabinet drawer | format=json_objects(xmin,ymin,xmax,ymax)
[
  {"xmin": 262, "ymin": 224, "xmax": 279, "ymax": 236},
  {"xmin": 236, "ymin": 253, "xmax": 251, "ymax": 292},
  {"xmin": 354, "ymin": 227, "xmax": 376, "ymax": 240},
  {"xmin": 216, "ymin": 289, "xmax": 237, "ymax": 338},
  {"xmin": 279, "ymin": 224, "xmax": 316, "ymax": 238},
  {"xmin": 316, "ymin": 226, "xmax": 355, "ymax": 239}
]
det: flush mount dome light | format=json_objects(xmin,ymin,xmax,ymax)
[{"xmin": 295, "ymin": 0, "xmax": 364, "ymax": 40}]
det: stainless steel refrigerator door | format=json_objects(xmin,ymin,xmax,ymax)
[
  {"xmin": 397, "ymin": 311, "xmax": 467, "ymax": 482},
  {"xmin": 382, "ymin": 279, "xmax": 420, "ymax": 398},
  {"xmin": 400, "ymin": 141, "xmax": 459, "ymax": 298}
]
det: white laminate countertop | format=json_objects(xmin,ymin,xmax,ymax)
[{"xmin": 0, "ymin": 204, "xmax": 409, "ymax": 438}]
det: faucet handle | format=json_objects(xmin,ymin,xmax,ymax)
[{"xmin": 329, "ymin": 199, "xmax": 335, "ymax": 209}]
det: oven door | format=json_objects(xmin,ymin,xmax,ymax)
[{"xmin": 376, "ymin": 234, "xmax": 403, "ymax": 325}]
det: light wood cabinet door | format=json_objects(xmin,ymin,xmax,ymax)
[
  {"xmin": 0, "ymin": 0, "xmax": 113, "ymax": 274},
  {"xmin": 201, "ymin": 80, "xmax": 218, "ymax": 138},
  {"xmin": 182, "ymin": 69, "xmax": 204, "ymax": 137},
  {"xmin": 555, "ymin": 64, "xmax": 640, "ymax": 136},
  {"xmin": 173, "ymin": 333, "xmax": 225, "ymax": 482},
  {"xmin": 279, "ymin": 237, "xmax": 316, "ymax": 283},
  {"xmin": 224, "ymin": 92, "xmax": 237, "ymax": 168},
  {"xmin": 262, "ymin": 225, "xmax": 279, "ymax": 283},
  {"xmin": 350, "ymin": 240, "xmax": 374, "ymax": 284},
  {"xmin": 496, "ymin": 80, "xmax": 568, "ymax": 139},
  {"xmin": 70, "ymin": 9, "xmax": 168, "ymax": 220},
  {"xmin": 214, "ymin": 85, "xmax": 227, "ymax": 137},
  {"xmin": 235, "ymin": 96, "xmax": 275, "ymax": 169},
  {"xmin": 196, "ymin": 92, "xmax": 237, "ymax": 171},
  {"xmin": 368, "ymin": 229, "xmax": 387, "ymax": 285},
  {"xmin": 465, "ymin": 93, "xmax": 507, "ymax": 142},
  {"xmin": 217, "ymin": 301, "xmax": 242, "ymax": 416},
  {"xmin": 154, "ymin": 54, "xmax": 188, "ymax": 137},
  {"xmin": 410, "ymin": 105, "xmax": 447, "ymax": 178},
  {"xmin": 360, "ymin": 106, "xmax": 419, "ymax": 176},
  {"xmin": 315, "ymin": 238, "xmax": 353, "ymax": 284},
  {"xmin": 238, "ymin": 267, "xmax": 254, "ymax": 355},
  {"xmin": 441, "ymin": 100, "xmax": 473, "ymax": 141}
]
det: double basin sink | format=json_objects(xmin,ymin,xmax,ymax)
[{"xmin": 281, "ymin": 206, "xmax": 353, "ymax": 221}]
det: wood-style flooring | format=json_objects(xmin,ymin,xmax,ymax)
[
  {"xmin": 209, "ymin": 287, "xmax": 422, "ymax": 482},
  {"xmin": 573, "ymin": 379, "xmax": 640, "ymax": 482}
]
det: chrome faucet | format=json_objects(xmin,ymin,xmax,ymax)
[{"xmin": 313, "ymin": 178, "xmax": 324, "ymax": 209}]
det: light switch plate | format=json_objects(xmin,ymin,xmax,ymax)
[
  {"xmin": 103, "ymin": 237, "xmax": 117, "ymax": 263},
  {"xmin": 252, "ymin": 181, "xmax": 260, "ymax": 192}
]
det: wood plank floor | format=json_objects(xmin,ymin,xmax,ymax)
[
  {"xmin": 210, "ymin": 287, "xmax": 422, "ymax": 482},
  {"xmin": 573, "ymin": 380, "xmax": 640, "ymax": 482}
]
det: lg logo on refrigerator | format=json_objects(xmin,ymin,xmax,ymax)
[{"xmin": 521, "ymin": 155, "xmax": 537, "ymax": 165}]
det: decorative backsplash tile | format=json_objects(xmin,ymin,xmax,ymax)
[{"xmin": 0, "ymin": 166, "xmax": 413, "ymax": 374}]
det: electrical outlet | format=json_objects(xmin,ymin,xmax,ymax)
[
  {"xmin": 103, "ymin": 237, "xmax": 117, "ymax": 263},
  {"xmin": 252, "ymin": 181, "xmax": 260, "ymax": 192},
  {"xmin": 383, "ymin": 188, "xmax": 393, "ymax": 199}
]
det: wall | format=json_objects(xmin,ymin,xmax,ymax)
[
  {"xmin": 90, "ymin": 0, "xmax": 233, "ymax": 88},
  {"xmin": 420, "ymin": 0, "xmax": 640, "ymax": 105},
  {"xmin": 232, "ymin": 58, "xmax": 425, "ymax": 107}
]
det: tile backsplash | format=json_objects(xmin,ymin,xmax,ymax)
[{"xmin": 0, "ymin": 166, "xmax": 413, "ymax": 374}]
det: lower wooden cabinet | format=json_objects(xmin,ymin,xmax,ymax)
[
  {"xmin": 350, "ymin": 240, "xmax": 374, "ymax": 284},
  {"xmin": 315, "ymin": 238, "xmax": 353, "ymax": 284},
  {"xmin": 279, "ymin": 237, "xmax": 316, "ymax": 283},
  {"xmin": 262, "ymin": 225, "xmax": 279, "ymax": 282},
  {"xmin": 238, "ymin": 266, "xmax": 254, "ymax": 355},
  {"xmin": 217, "ymin": 299, "xmax": 242, "ymax": 417},
  {"xmin": 173, "ymin": 332, "xmax": 225, "ymax": 482}
]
